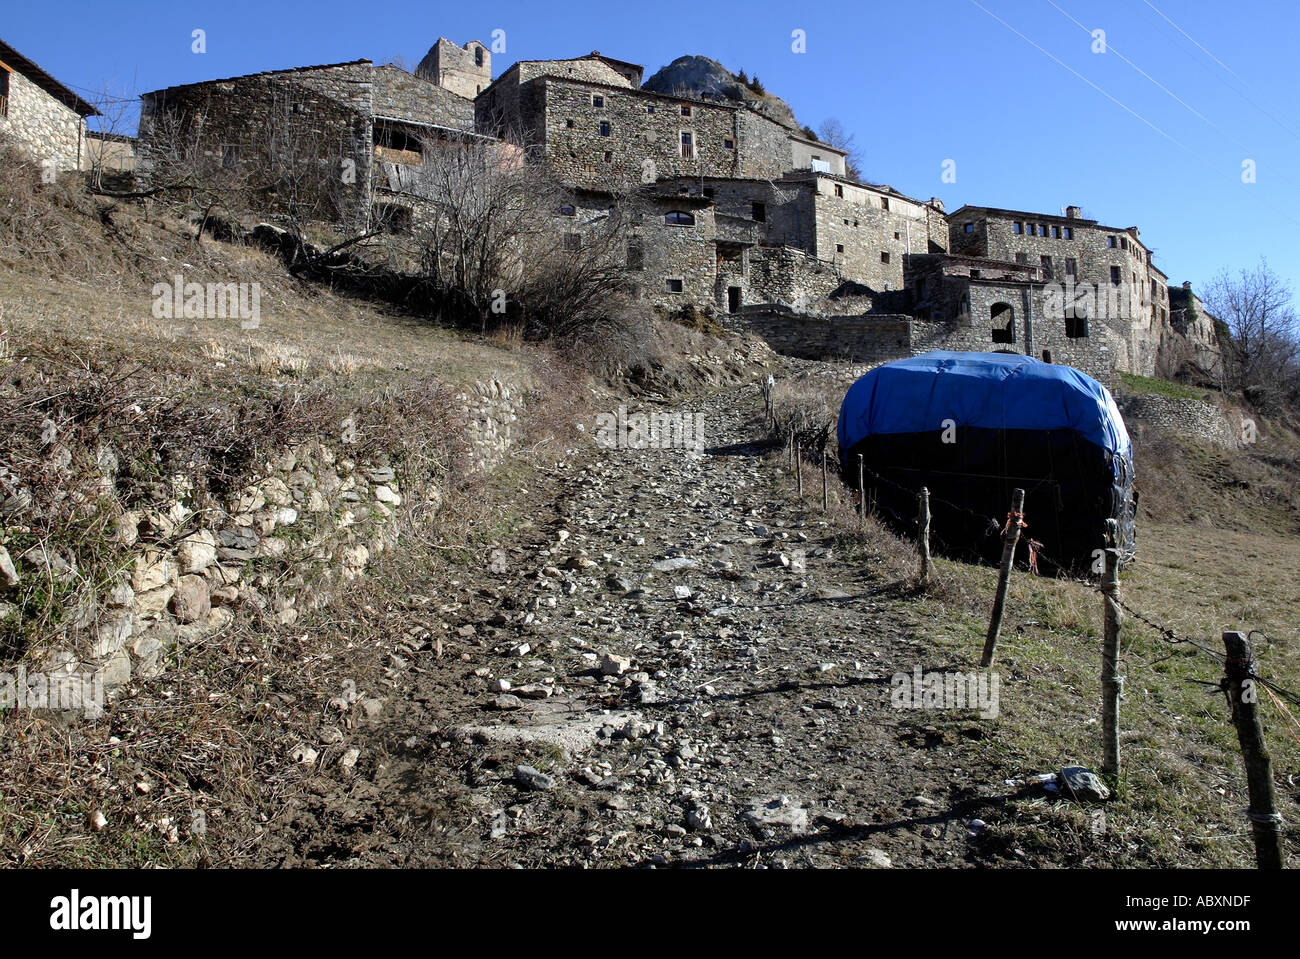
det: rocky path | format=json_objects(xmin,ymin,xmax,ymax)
[{"xmin": 267, "ymin": 382, "xmax": 1006, "ymax": 868}]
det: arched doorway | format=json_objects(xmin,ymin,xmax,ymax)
[{"xmin": 991, "ymin": 302, "xmax": 1015, "ymax": 344}]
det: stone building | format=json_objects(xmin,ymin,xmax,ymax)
[
  {"xmin": 415, "ymin": 38, "xmax": 492, "ymax": 99},
  {"xmin": 138, "ymin": 59, "xmax": 480, "ymax": 231},
  {"xmin": 0, "ymin": 37, "xmax": 99, "ymax": 171}
]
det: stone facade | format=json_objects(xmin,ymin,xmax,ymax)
[
  {"xmin": 415, "ymin": 38, "xmax": 492, "ymax": 100},
  {"xmin": 1119, "ymin": 395, "xmax": 1238, "ymax": 448},
  {"xmin": 0, "ymin": 40, "xmax": 97, "ymax": 171}
]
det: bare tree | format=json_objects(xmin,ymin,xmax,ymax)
[
  {"xmin": 1203, "ymin": 258, "xmax": 1300, "ymax": 408},
  {"xmin": 816, "ymin": 118, "xmax": 863, "ymax": 182}
]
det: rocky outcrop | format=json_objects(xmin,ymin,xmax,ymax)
[{"xmin": 642, "ymin": 55, "xmax": 800, "ymax": 130}]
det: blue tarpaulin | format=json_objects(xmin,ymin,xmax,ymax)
[
  {"xmin": 836, "ymin": 351, "xmax": 1136, "ymax": 567},
  {"xmin": 837, "ymin": 351, "xmax": 1130, "ymax": 460}
]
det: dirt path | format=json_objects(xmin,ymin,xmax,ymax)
[{"xmin": 258, "ymin": 381, "xmax": 1027, "ymax": 868}]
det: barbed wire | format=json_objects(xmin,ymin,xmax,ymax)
[{"xmin": 775, "ymin": 408, "xmax": 1300, "ymax": 710}]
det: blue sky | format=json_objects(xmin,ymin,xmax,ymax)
[{"xmin": 4, "ymin": 0, "xmax": 1296, "ymax": 293}]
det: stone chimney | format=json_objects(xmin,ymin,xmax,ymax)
[
  {"xmin": 928, "ymin": 197, "xmax": 945, "ymax": 213},
  {"xmin": 1065, "ymin": 205, "xmax": 1082, "ymax": 219},
  {"xmin": 1182, "ymin": 281, "xmax": 1192, "ymax": 289}
]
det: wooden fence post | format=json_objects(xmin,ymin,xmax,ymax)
[
  {"xmin": 796, "ymin": 441, "xmax": 803, "ymax": 500},
  {"xmin": 857, "ymin": 454, "xmax": 866, "ymax": 527},
  {"xmin": 980, "ymin": 488, "xmax": 1025, "ymax": 668},
  {"xmin": 1100, "ymin": 541, "xmax": 1122, "ymax": 781},
  {"xmin": 917, "ymin": 486, "xmax": 931, "ymax": 585},
  {"xmin": 1222, "ymin": 631, "xmax": 1284, "ymax": 869},
  {"xmin": 788, "ymin": 427, "xmax": 794, "ymax": 468},
  {"xmin": 821, "ymin": 451, "xmax": 828, "ymax": 512}
]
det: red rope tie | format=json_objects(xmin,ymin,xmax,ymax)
[
  {"xmin": 1002, "ymin": 509, "xmax": 1028, "ymax": 537},
  {"xmin": 1026, "ymin": 538, "xmax": 1044, "ymax": 575}
]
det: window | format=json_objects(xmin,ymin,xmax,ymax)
[
  {"xmin": 603, "ymin": 150, "xmax": 612, "ymax": 162},
  {"xmin": 724, "ymin": 138, "xmax": 734, "ymax": 150},
  {"xmin": 1040, "ymin": 255, "xmax": 1053, "ymax": 279},
  {"xmin": 0, "ymin": 65, "xmax": 8, "ymax": 117},
  {"xmin": 599, "ymin": 121, "xmax": 610, "ymax": 137},
  {"xmin": 882, "ymin": 197, "xmax": 890, "ymax": 211},
  {"xmin": 1052, "ymin": 225, "xmax": 1061, "ymax": 238},
  {"xmin": 880, "ymin": 251, "xmax": 890, "ymax": 264},
  {"xmin": 1110, "ymin": 266, "xmax": 1121, "ymax": 285},
  {"xmin": 563, "ymin": 233, "xmax": 581, "ymax": 252},
  {"xmin": 592, "ymin": 94, "xmax": 604, "ymax": 108},
  {"xmin": 1065, "ymin": 315, "xmax": 1089, "ymax": 338},
  {"xmin": 647, "ymin": 105, "xmax": 655, "ymax": 113},
  {"xmin": 665, "ymin": 211, "xmax": 695, "ymax": 226},
  {"xmin": 751, "ymin": 202, "xmax": 766, "ymax": 223},
  {"xmin": 1064, "ymin": 227, "xmax": 1073, "ymax": 240},
  {"xmin": 1108, "ymin": 235, "xmax": 1117, "ymax": 248},
  {"xmin": 893, "ymin": 231, "xmax": 900, "ymax": 240},
  {"xmin": 1015, "ymin": 252, "xmax": 1028, "ymax": 265},
  {"xmin": 834, "ymin": 184, "xmax": 844, "ymax": 198},
  {"xmin": 559, "ymin": 203, "xmax": 576, "ymax": 217},
  {"xmin": 963, "ymin": 223, "xmax": 974, "ymax": 233},
  {"xmin": 1013, "ymin": 222, "xmax": 1023, "ymax": 234},
  {"xmin": 474, "ymin": 47, "xmax": 484, "ymax": 67},
  {"xmin": 680, "ymin": 131, "xmax": 694, "ymax": 158},
  {"xmin": 681, "ymin": 104, "xmax": 691, "ymax": 117},
  {"xmin": 666, "ymin": 278, "xmax": 684, "ymax": 293},
  {"xmin": 1121, "ymin": 237, "xmax": 1129, "ymax": 251},
  {"xmin": 1065, "ymin": 257, "xmax": 1077, "ymax": 276},
  {"xmin": 991, "ymin": 303, "xmax": 1015, "ymax": 344},
  {"xmin": 970, "ymin": 269, "xmax": 981, "ymax": 278},
  {"xmin": 565, "ymin": 118, "xmax": 575, "ymax": 128}
]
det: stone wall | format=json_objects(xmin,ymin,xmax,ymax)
[
  {"xmin": 741, "ymin": 305, "xmax": 913, "ymax": 362},
  {"xmin": 748, "ymin": 246, "xmax": 843, "ymax": 311},
  {"xmin": 0, "ymin": 67, "xmax": 85, "ymax": 171},
  {"xmin": 373, "ymin": 66, "xmax": 475, "ymax": 131},
  {"xmin": 1119, "ymin": 394, "xmax": 1238, "ymax": 448},
  {"xmin": 3, "ymin": 375, "xmax": 528, "ymax": 711},
  {"xmin": 415, "ymin": 38, "xmax": 491, "ymax": 100},
  {"xmin": 538, "ymin": 77, "xmax": 742, "ymax": 191}
]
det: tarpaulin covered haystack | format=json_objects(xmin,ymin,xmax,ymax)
[{"xmin": 837, "ymin": 351, "xmax": 1136, "ymax": 570}]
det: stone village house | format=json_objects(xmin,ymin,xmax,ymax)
[
  {"xmin": 0, "ymin": 37, "xmax": 99, "ymax": 172},
  {"xmin": 133, "ymin": 38, "xmax": 1221, "ymax": 382}
]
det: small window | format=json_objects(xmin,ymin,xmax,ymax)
[
  {"xmin": 565, "ymin": 118, "xmax": 574, "ymax": 128},
  {"xmin": 963, "ymin": 222, "xmax": 974, "ymax": 233},
  {"xmin": 1065, "ymin": 315, "xmax": 1089, "ymax": 338},
  {"xmin": 0, "ymin": 67, "xmax": 9, "ymax": 117},
  {"xmin": 751, "ymin": 202, "xmax": 766, "ymax": 223},
  {"xmin": 680, "ymin": 131, "xmax": 693, "ymax": 158},
  {"xmin": 592, "ymin": 94, "xmax": 604, "ymax": 108},
  {"xmin": 1026, "ymin": 224, "xmax": 1036, "ymax": 236},
  {"xmin": 880, "ymin": 251, "xmax": 890, "ymax": 264},
  {"xmin": 1013, "ymin": 222, "xmax": 1023, "ymax": 234},
  {"xmin": 603, "ymin": 150, "xmax": 612, "ymax": 162},
  {"xmin": 599, "ymin": 121, "xmax": 610, "ymax": 137},
  {"xmin": 1121, "ymin": 237, "xmax": 1128, "ymax": 250},
  {"xmin": 1108, "ymin": 236, "xmax": 1117, "ymax": 248},
  {"xmin": 1040, "ymin": 255, "xmax": 1052, "ymax": 280},
  {"xmin": 834, "ymin": 184, "xmax": 844, "ymax": 197},
  {"xmin": 881, "ymin": 197, "xmax": 890, "ymax": 211},
  {"xmin": 893, "ymin": 231, "xmax": 900, "ymax": 240},
  {"xmin": 646, "ymin": 105, "xmax": 655, "ymax": 114},
  {"xmin": 1110, "ymin": 266, "xmax": 1121, "ymax": 285},
  {"xmin": 665, "ymin": 211, "xmax": 695, "ymax": 226},
  {"xmin": 1064, "ymin": 227, "xmax": 1073, "ymax": 240},
  {"xmin": 1065, "ymin": 257, "xmax": 1077, "ymax": 276},
  {"xmin": 474, "ymin": 47, "xmax": 484, "ymax": 67},
  {"xmin": 681, "ymin": 104, "xmax": 691, "ymax": 117},
  {"xmin": 563, "ymin": 233, "xmax": 581, "ymax": 252},
  {"xmin": 836, "ymin": 243, "xmax": 844, "ymax": 253},
  {"xmin": 559, "ymin": 203, "xmax": 576, "ymax": 217},
  {"xmin": 1052, "ymin": 225, "xmax": 1061, "ymax": 238},
  {"xmin": 666, "ymin": 278, "xmax": 684, "ymax": 293},
  {"xmin": 723, "ymin": 138, "xmax": 734, "ymax": 150}
]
